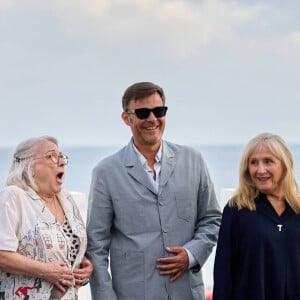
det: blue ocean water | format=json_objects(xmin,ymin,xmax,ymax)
[
  {"xmin": 2, "ymin": 143, "xmax": 300, "ymax": 199},
  {"xmin": 1, "ymin": 143, "xmax": 300, "ymax": 295},
  {"xmin": 0, "ymin": 144, "xmax": 242, "ymax": 195}
]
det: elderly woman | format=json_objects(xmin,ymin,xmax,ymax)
[{"xmin": 0, "ymin": 136, "xmax": 92, "ymax": 300}]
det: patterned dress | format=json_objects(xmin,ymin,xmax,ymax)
[{"xmin": 0, "ymin": 186, "xmax": 87, "ymax": 300}]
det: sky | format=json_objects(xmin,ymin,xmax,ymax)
[{"xmin": 1, "ymin": 0, "xmax": 300, "ymax": 147}]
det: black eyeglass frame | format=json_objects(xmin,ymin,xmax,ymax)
[{"xmin": 126, "ymin": 106, "xmax": 168, "ymax": 120}]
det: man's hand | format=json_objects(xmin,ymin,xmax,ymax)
[{"xmin": 156, "ymin": 246, "xmax": 189, "ymax": 282}]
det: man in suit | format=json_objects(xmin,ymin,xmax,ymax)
[{"xmin": 86, "ymin": 82, "xmax": 222, "ymax": 300}]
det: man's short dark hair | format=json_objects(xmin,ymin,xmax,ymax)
[{"xmin": 122, "ymin": 82, "xmax": 165, "ymax": 111}]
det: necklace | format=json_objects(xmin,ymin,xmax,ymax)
[
  {"xmin": 53, "ymin": 197, "xmax": 58, "ymax": 223},
  {"xmin": 39, "ymin": 193, "xmax": 59, "ymax": 223}
]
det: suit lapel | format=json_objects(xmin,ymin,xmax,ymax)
[
  {"xmin": 160, "ymin": 141, "xmax": 176, "ymax": 188},
  {"xmin": 124, "ymin": 141, "xmax": 157, "ymax": 194},
  {"xmin": 123, "ymin": 141, "xmax": 176, "ymax": 194}
]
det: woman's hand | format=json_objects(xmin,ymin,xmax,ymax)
[
  {"xmin": 43, "ymin": 260, "xmax": 74, "ymax": 292},
  {"xmin": 72, "ymin": 256, "xmax": 93, "ymax": 288}
]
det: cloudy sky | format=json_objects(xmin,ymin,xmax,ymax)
[{"xmin": 1, "ymin": 0, "xmax": 300, "ymax": 147}]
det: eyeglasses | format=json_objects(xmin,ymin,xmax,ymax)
[
  {"xmin": 34, "ymin": 152, "xmax": 69, "ymax": 165},
  {"xmin": 126, "ymin": 106, "xmax": 168, "ymax": 120}
]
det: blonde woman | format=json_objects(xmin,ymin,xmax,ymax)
[{"xmin": 213, "ymin": 132, "xmax": 300, "ymax": 300}]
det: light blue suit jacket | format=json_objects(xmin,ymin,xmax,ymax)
[{"xmin": 87, "ymin": 140, "xmax": 222, "ymax": 300}]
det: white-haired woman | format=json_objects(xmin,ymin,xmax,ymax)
[
  {"xmin": 213, "ymin": 132, "xmax": 300, "ymax": 300},
  {"xmin": 0, "ymin": 136, "xmax": 92, "ymax": 300}
]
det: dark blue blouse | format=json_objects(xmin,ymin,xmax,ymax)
[{"xmin": 213, "ymin": 193, "xmax": 300, "ymax": 300}]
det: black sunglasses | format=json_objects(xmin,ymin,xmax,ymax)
[{"xmin": 126, "ymin": 106, "xmax": 168, "ymax": 119}]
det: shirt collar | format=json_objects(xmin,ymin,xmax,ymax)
[
  {"xmin": 26, "ymin": 187, "xmax": 64, "ymax": 204},
  {"xmin": 132, "ymin": 141, "xmax": 162, "ymax": 166},
  {"xmin": 26, "ymin": 187, "xmax": 41, "ymax": 200}
]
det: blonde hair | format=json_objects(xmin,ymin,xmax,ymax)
[
  {"xmin": 229, "ymin": 132, "xmax": 300, "ymax": 213},
  {"xmin": 6, "ymin": 136, "xmax": 58, "ymax": 191}
]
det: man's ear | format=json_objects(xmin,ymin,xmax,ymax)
[{"xmin": 121, "ymin": 111, "xmax": 131, "ymax": 126}]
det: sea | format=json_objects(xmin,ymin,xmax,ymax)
[{"xmin": 1, "ymin": 144, "xmax": 300, "ymax": 298}]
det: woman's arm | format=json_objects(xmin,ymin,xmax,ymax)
[
  {"xmin": 0, "ymin": 250, "xmax": 74, "ymax": 291},
  {"xmin": 213, "ymin": 205, "xmax": 238, "ymax": 300}
]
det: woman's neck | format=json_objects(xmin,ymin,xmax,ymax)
[{"xmin": 37, "ymin": 191, "xmax": 56, "ymax": 202}]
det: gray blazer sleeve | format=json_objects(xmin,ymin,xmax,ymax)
[
  {"xmin": 178, "ymin": 148, "xmax": 222, "ymax": 268},
  {"xmin": 86, "ymin": 165, "xmax": 118, "ymax": 300}
]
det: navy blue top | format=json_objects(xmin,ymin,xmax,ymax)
[{"xmin": 213, "ymin": 193, "xmax": 300, "ymax": 300}]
